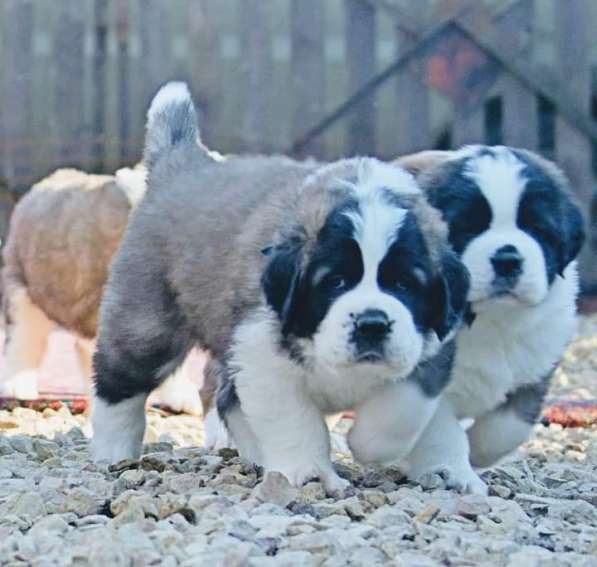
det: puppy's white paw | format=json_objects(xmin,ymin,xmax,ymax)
[
  {"xmin": 150, "ymin": 374, "xmax": 202, "ymax": 415},
  {"xmin": 203, "ymin": 408, "xmax": 235, "ymax": 450},
  {"xmin": 0, "ymin": 370, "xmax": 40, "ymax": 399},
  {"xmin": 416, "ymin": 466, "xmax": 488, "ymax": 495},
  {"xmin": 271, "ymin": 460, "xmax": 350, "ymax": 497},
  {"xmin": 91, "ymin": 395, "xmax": 146, "ymax": 464},
  {"xmin": 320, "ymin": 470, "xmax": 351, "ymax": 497}
]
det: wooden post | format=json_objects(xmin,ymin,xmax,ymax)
[
  {"xmin": 346, "ymin": 0, "xmax": 377, "ymax": 156},
  {"xmin": 290, "ymin": 0, "xmax": 326, "ymax": 159},
  {"xmin": 1, "ymin": 0, "xmax": 34, "ymax": 194},
  {"xmin": 239, "ymin": 0, "xmax": 273, "ymax": 153},
  {"xmin": 555, "ymin": 0, "xmax": 596, "ymax": 291},
  {"xmin": 55, "ymin": 0, "xmax": 86, "ymax": 167},
  {"xmin": 394, "ymin": 1, "xmax": 430, "ymax": 156}
]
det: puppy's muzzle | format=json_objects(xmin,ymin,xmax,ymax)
[
  {"xmin": 352, "ymin": 309, "xmax": 392, "ymax": 362},
  {"xmin": 491, "ymin": 245, "xmax": 523, "ymax": 292}
]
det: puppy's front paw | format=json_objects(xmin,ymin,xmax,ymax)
[
  {"xmin": 416, "ymin": 466, "xmax": 488, "ymax": 495},
  {"xmin": 271, "ymin": 461, "xmax": 351, "ymax": 497},
  {"xmin": 0, "ymin": 370, "xmax": 40, "ymax": 400},
  {"xmin": 320, "ymin": 469, "xmax": 351, "ymax": 497}
]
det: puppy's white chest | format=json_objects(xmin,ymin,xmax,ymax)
[
  {"xmin": 306, "ymin": 364, "xmax": 393, "ymax": 413},
  {"xmin": 447, "ymin": 323, "xmax": 530, "ymax": 417},
  {"xmin": 446, "ymin": 275, "xmax": 578, "ymax": 418}
]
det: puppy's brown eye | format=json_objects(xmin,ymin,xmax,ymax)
[
  {"xmin": 393, "ymin": 280, "xmax": 407, "ymax": 293},
  {"xmin": 325, "ymin": 275, "xmax": 346, "ymax": 290}
]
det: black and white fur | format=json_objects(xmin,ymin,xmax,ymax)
[
  {"xmin": 90, "ymin": 82, "xmax": 469, "ymax": 494},
  {"xmin": 398, "ymin": 145, "xmax": 584, "ymax": 494}
]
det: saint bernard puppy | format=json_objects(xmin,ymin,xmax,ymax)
[
  {"xmin": 0, "ymin": 165, "xmax": 201, "ymax": 415},
  {"xmin": 396, "ymin": 145, "xmax": 585, "ymax": 494},
  {"xmin": 91, "ymin": 82, "xmax": 470, "ymax": 494}
]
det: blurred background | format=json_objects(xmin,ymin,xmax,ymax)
[{"xmin": 0, "ymin": 0, "xmax": 596, "ymax": 292}]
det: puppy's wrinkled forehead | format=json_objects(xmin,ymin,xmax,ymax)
[
  {"xmin": 459, "ymin": 146, "xmax": 526, "ymax": 225},
  {"xmin": 339, "ymin": 162, "xmax": 419, "ymax": 273}
]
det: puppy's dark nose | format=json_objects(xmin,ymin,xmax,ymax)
[
  {"xmin": 355, "ymin": 309, "xmax": 390, "ymax": 339},
  {"xmin": 491, "ymin": 245, "xmax": 523, "ymax": 278}
]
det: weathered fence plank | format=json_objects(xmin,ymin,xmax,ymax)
[
  {"xmin": 498, "ymin": 0, "xmax": 537, "ymax": 150},
  {"xmin": 54, "ymin": 0, "xmax": 87, "ymax": 167},
  {"xmin": 115, "ymin": 0, "xmax": 131, "ymax": 163},
  {"xmin": 188, "ymin": 0, "xmax": 221, "ymax": 147},
  {"xmin": 139, "ymin": 0, "xmax": 171, "ymax": 113},
  {"xmin": 290, "ymin": 0, "xmax": 326, "ymax": 159},
  {"xmin": 1, "ymin": 0, "xmax": 34, "ymax": 194},
  {"xmin": 452, "ymin": 107, "xmax": 485, "ymax": 148},
  {"xmin": 394, "ymin": 1, "xmax": 430, "ymax": 156},
  {"xmin": 346, "ymin": 0, "xmax": 377, "ymax": 155},
  {"xmin": 555, "ymin": 0, "xmax": 596, "ymax": 291},
  {"xmin": 93, "ymin": 0, "xmax": 109, "ymax": 169},
  {"xmin": 239, "ymin": 0, "xmax": 273, "ymax": 153}
]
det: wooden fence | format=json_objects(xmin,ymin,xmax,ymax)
[{"xmin": 0, "ymin": 0, "xmax": 596, "ymax": 290}]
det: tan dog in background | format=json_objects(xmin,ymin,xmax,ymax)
[{"xmin": 0, "ymin": 166, "xmax": 202, "ymax": 415}]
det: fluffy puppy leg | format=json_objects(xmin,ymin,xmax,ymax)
[
  {"xmin": 150, "ymin": 360, "xmax": 202, "ymax": 416},
  {"xmin": 234, "ymin": 379, "xmax": 349, "ymax": 496},
  {"xmin": 74, "ymin": 338, "xmax": 96, "ymax": 394},
  {"xmin": 402, "ymin": 399, "xmax": 488, "ymax": 495},
  {"xmin": 348, "ymin": 380, "xmax": 439, "ymax": 465},
  {"xmin": 467, "ymin": 378, "xmax": 549, "ymax": 467},
  {"xmin": 201, "ymin": 357, "xmax": 233, "ymax": 450},
  {"xmin": 91, "ymin": 278, "xmax": 192, "ymax": 464},
  {"xmin": 1, "ymin": 287, "xmax": 52, "ymax": 399}
]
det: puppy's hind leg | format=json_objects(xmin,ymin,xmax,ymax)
[
  {"xmin": 1, "ymin": 287, "xmax": 53, "ymax": 399},
  {"xmin": 150, "ymin": 358, "xmax": 202, "ymax": 416},
  {"xmin": 202, "ymin": 357, "xmax": 234, "ymax": 450},
  {"xmin": 74, "ymin": 338, "xmax": 96, "ymax": 395},
  {"xmin": 91, "ymin": 279, "xmax": 192, "ymax": 464}
]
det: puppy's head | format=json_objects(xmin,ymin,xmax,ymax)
[
  {"xmin": 402, "ymin": 146, "xmax": 585, "ymax": 309},
  {"xmin": 261, "ymin": 158, "xmax": 469, "ymax": 379}
]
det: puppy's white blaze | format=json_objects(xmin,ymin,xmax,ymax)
[
  {"xmin": 91, "ymin": 394, "xmax": 147, "ymax": 463},
  {"xmin": 355, "ymin": 158, "xmax": 420, "ymax": 197},
  {"xmin": 146, "ymin": 81, "xmax": 191, "ymax": 122},
  {"xmin": 346, "ymin": 201, "xmax": 407, "ymax": 287},
  {"xmin": 463, "ymin": 147, "xmax": 525, "ymax": 227}
]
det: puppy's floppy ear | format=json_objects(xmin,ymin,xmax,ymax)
[
  {"xmin": 395, "ymin": 150, "xmax": 452, "ymax": 176},
  {"xmin": 430, "ymin": 249, "xmax": 470, "ymax": 340},
  {"xmin": 261, "ymin": 236, "xmax": 304, "ymax": 333},
  {"xmin": 559, "ymin": 195, "xmax": 585, "ymax": 274}
]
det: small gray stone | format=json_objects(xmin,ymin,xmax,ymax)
[
  {"xmin": 249, "ymin": 550, "xmax": 317, "ymax": 567},
  {"xmin": 29, "ymin": 514, "xmax": 69, "ymax": 536}
]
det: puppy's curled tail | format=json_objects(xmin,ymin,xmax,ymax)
[{"xmin": 144, "ymin": 81, "xmax": 213, "ymax": 172}]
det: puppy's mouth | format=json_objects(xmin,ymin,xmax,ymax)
[{"xmin": 354, "ymin": 350, "xmax": 385, "ymax": 363}]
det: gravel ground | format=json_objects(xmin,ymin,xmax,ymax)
[{"xmin": 0, "ymin": 317, "xmax": 595, "ymax": 566}]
